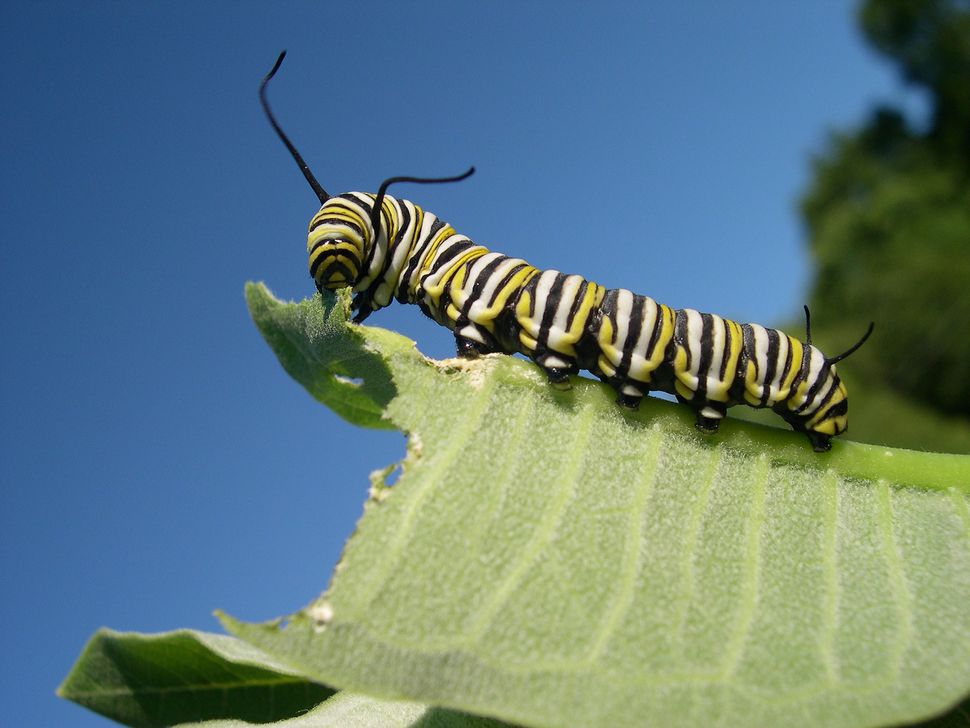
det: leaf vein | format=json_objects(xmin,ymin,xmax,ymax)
[
  {"xmin": 876, "ymin": 480, "xmax": 914, "ymax": 683},
  {"xmin": 671, "ymin": 444, "xmax": 722, "ymax": 663},
  {"xmin": 462, "ymin": 398, "xmax": 598, "ymax": 646},
  {"xmin": 356, "ymin": 371, "xmax": 498, "ymax": 609},
  {"xmin": 719, "ymin": 454, "xmax": 769, "ymax": 677},
  {"xmin": 819, "ymin": 470, "xmax": 840, "ymax": 685},
  {"xmin": 582, "ymin": 425, "xmax": 665, "ymax": 666}
]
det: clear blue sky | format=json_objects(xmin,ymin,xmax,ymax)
[{"xmin": 1, "ymin": 3, "xmax": 920, "ymax": 725}]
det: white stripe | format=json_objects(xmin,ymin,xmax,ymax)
[
  {"xmin": 628, "ymin": 296, "xmax": 659, "ymax": 377},
  {"xmin": 526, "ymin": 270, "xmax": 559, "ymax": 338},
  {"xmin": 705, "ymin": 314, "xmax": 726, "ymax": 394},
  {"xmin": 685, "ymin": 309, "xmax": 704, "ymax": 380},
  {"xmin": 613, "ymin": 289, "xmax": 633, "ymax": 358},
  {"xmin": 791, "ymin": 347, "xmax": 826, "ymax": 410},
  {"xmin": 548, "ymin": 275, "xmax": 583, "ymax": 350},
  {"xmin": 418, "ymin": 233, "xmax": 476, "ymax": 291},
  {"xmin": 752, "ymin": 324, "xmax": 770, "ymax": 386},
  {"xmin": 467, "ymin": 256, "xmax": 524, "ymax": 321},
  {"xmin": 458, "ymin": 324, "xmax": 485, "ymax": 344}
]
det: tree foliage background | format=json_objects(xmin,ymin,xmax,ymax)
[{"xmin": 799, "ymin": 0, "xmax": 970, "ymax": 452}]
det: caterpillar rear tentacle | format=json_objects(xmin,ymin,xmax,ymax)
[{"xmin": 262, "ymin": 53, "xmax": 874, "ymax": 453}]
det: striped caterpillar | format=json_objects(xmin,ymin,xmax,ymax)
[{"xmin": 262, "ymin": 53, "xmax": 873, "ymax": 452}]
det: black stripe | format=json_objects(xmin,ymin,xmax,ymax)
[
  {"xmin": 719, "ymin": 319, "xmax": 736, "ymax": 381},
  {"xmin": 399, "ymin": 205, "xmax": 427, "ymax": 291},
  {"xmin": 760, "ymin": 328, "xmax": 780, "ymax": 407},
  {"xmin": 741, "ymin": 324, "xmax": 757, "ymax": 381},
  {"xmin": 564, "ymin": 277, "xmax": 591, "ymax": 334},
  {"xmin": 309, "ymin": 215, "xmax": 365, "ymax": 239},
  {"xmin": 426, "ymin": 238, "xmax": 475, "ymax": 277},
  {"xmin": 797, "ymin": 362, "xmax": 834, "ymax": 414},
  {"xmin": 537, "ymin": 273, "xmax": 567, "ymax": 349},
  {"xmin": 387, "ymin": 202, "xmax": 416, "ymax": 300},
  {"xmin": 309, "ymin": 249, "xmax": 341, "ymax": 279},
  {"xmin": 812, "ymin": 374, "xmax": 842, "ymax": 414},
  {"xmin": 461, "ymin": 256, "xmax": 507, "ymax": 315},
  {"xmin": 309, "ymin": 197, "xmax": 368, "ymax": 238},
  {"xmin": 694, "ymin": 313, "xmax": 714, "ymax": 401},
  {"xmin": 519, "ymin": 273, "xmax": 541, "ymax": 321},
  {"xmin": 787, "ymin": 342, "xmax": 814, "ymax": 401},
  {"xmin": 372, "ymin": 197, "xmax": 409, "ymax": 272},
  {"xmin": 618, "ymin": 292, "xmax": 646, "ymax": 377},
  {"xmin": 308, "ymin": 238, "xmax": 329, "ymax": 258},
  {"xmin": 311, "ymin": 256, "xmax": 354, "ymax": 285},
  {"xmin": 815, "ymin": 397, "xmax": 848, "ymax": 431},
  {"xmin": 485, "ymin": 261, "xmax": 528, "ymax": 310},
  {"xmin": 674, "ymin": 309, "xmax": 690, "ymax": 372},
  {"xmin": 779, "ymin": 334, "xmax": 794, "ymax": 390},
  {"xmin": 644, "ymin": 297, "xmax": 666, "ymax": 366}
]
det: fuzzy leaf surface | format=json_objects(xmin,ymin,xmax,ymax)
[{"xmin": 237, "ymin": 283, "xmax": 970, "ymax": 728}]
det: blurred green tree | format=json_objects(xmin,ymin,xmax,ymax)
[{"xmin": 799, "ymin": 0, "xmax": 970, "ymax": 451}]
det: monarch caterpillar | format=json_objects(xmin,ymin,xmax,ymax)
[{"xmin": 261, "ymin": 52, "xmax": 873, "ymax": 452}]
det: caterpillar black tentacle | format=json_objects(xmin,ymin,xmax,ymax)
[{"xmin": 263, "ymin": 53, "xmax": 874, "ymax": 452}]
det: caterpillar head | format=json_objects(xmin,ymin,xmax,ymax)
[
  {"xmin": 307, "ymin": 201, "xmax": 371, "ymax": 292},
  {"xmin": 800, "ymin": 366, "xmax": 849, "ymax": 452},
  {"xmin": 784, "ymin": 313, "xmax": 874, "ymax": 452},
  {"xmin": 261, "ymin": 51, "xmax": 473, "ymax": 298}
]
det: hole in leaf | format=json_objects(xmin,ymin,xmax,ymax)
[
  {"xmin": 333, "ymin": 374, "xmax": 364, "ymax": 388},
  {"xmin": 368, "ymin": 462, "xmax": 403, "ymax": 498},
  {"xmin": 383, "ymin": 462, "xmax": 403, "ymax": 487}
]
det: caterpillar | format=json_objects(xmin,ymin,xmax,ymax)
[{"xmin": 261, "ymin": 52, "xmax": 873, "ymax": 452}]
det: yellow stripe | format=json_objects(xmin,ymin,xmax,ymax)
[
  {"xmin": 597, "ymin": 355, "xmax": 616, "ymax": 378},
  {"xmin": 672, "ymin": 344, "xmax": 691, "ymax": 390},
  {"xmin": 559, "ymin": 282, "xmax": 605, "ymax": 347},
  {"xmin": 519, "ymin": 331, "xmax": 537, "ymax": 352},
  {"xmin": 597, "ymin": 316, "xmax": 618, "ymax": 365},
  {"xmin": 416, "ymin": 225, "xmax": 459, "ymax": 277},
  {"xmin": 777, "ymin": 336, "xmax": 803, "ymax": 401},
  {"xmin": 743, "ymin": 358, "xmax": 762, "ymax": 406},
  {"xmin": 423, "ymin": 248, "xmax": 488, "ymax": 300},
  {"xmin": 707, "ymin": 319, "xmax": 744, "ymax": 403},
  {"xmin": 648, "ymin": 304, "xmax": 676, "ymax": 370}
]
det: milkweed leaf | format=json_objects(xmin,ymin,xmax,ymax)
[
  {"xmin": 171, "ymin": 691, "xmax": 513, "ymax": 727},
  {"xmin": 237, "ymin": 282, "xmax": 970, "ymax": 728},
  {"xmin": 57, "ymin": 629, "xmax": 333, "ymax": 727},
  {"xmin": 245, "ymin": 284, "xmax": 399, "ymax": 429}
]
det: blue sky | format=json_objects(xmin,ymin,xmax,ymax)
[{"xmin": 1, "ymin": 3, "xmax": 921, "ymax": 725}]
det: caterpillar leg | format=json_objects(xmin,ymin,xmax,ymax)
[
  {"xmin": 693, "ymin": 403, "xmax": 727, "ymax": 434},
  {"xmin": 350, "ymin": 294, "xmax": 375, "ymax": 324},
  {"xmin": 454, "ymin": 319, "xmax": 498, "ymax": 358},
  {"xmin": 535, "ymin": 352, "xmax": 577, "ymax": 389},
  {"xmin": 806, "ymin": 431, "xmax": 832, "ymax": 453},
  {"xmin": 455, "ymin": 335, "xmax": 492, "ymax": 358},
  {"xmin": 614, "ymin": 381, "xmax": 647, "ymax": 409}
]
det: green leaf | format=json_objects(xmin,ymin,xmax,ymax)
[
  {"xmin": 240, "ymin": 282, "xmax": 970, "ymax": 728},
  {"xmin": 173, "ymin": 691, "xmax": 513, "ymax": 728},
  {"xmin": 245, "ymin": 283, "xmax": 400, "ymax": 429},
  {"xmin": 57, "ymin": 628, "xmax": 333, "ymax": 727}
]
